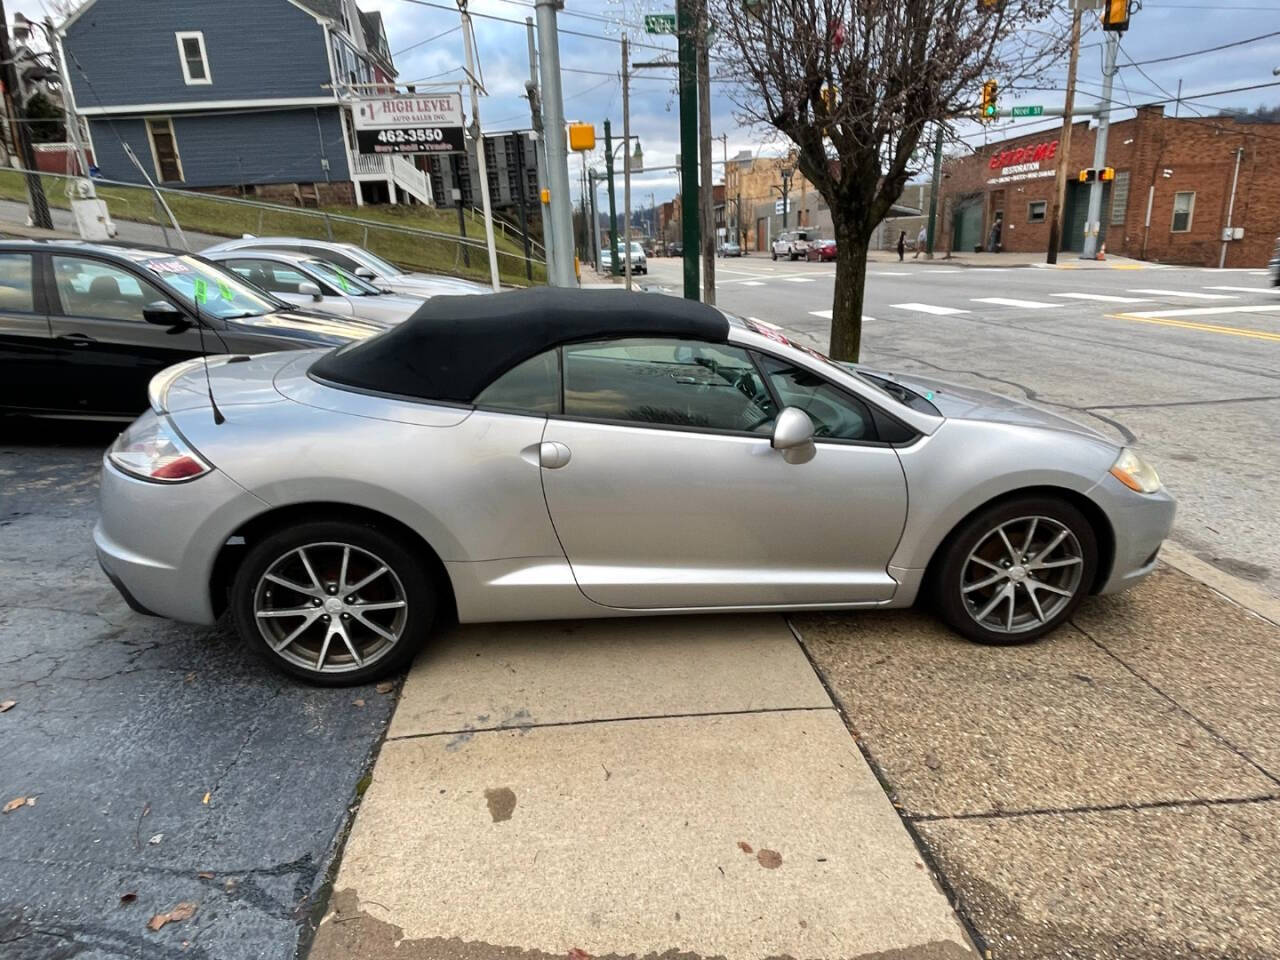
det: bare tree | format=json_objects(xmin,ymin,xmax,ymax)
[{"xmin": 714, "ymin": 0, "xmax": 1066, "ymax": 360}]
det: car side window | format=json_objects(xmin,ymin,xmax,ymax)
[
  {"xmin": 757, "ymin": 353, "xmax": 876, "ymax": 442},
  {"xmin": 474, "ymin": 350, "xmax": 561, "ymax": 414},
  {"xmin": 225, "ymin": 259, "xmax": 317, "ymax": 295},
  {"xmin": 0, "ymin": 253, "xmax": 35, "ymax": 313},
  {"xmin": 562, "ymin": 338, "xmax": 776, "ymax": 434},
  {"xmin": 51, "ymin": 256, "xmax": 168, "ymax": 323},
  {"xmin": 300, "ymin": 246, "xmax": 361, "ymax": 272}
]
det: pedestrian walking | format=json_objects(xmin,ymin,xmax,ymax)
[
  {"xmin": 914, "ymin": 225, "xmax": 928, "ymax": 258},
  {"xmin": 897, "ymin": 230, "xmax": 906, "ymax": 261},
  {"xmin": 987, "ymin": 216, "xmax": 1003, "ymax": 253}
]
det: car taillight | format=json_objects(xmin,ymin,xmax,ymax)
[{"xmin": 108, "ymin": 412, "xmax": 212, "ymax": 483}]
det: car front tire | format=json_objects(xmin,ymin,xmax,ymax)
[
  {"xmin": 230, "ymin": 519, "xmax": 435, "ymax": 685},
  {"xmin": 772, "ymin": 250, "xmax": 777, "ymax": 261},
  {"xmin": 932, "ymin": 496, "xmax": 1097, "ymax": 646}
]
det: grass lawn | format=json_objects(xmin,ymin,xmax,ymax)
[{"xmin": 0, "ymin": 171, "xmax": 545, "ymax": 287}]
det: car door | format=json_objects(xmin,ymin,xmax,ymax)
[
  {"xmin": 46, "ymin": 254, "xmax": 212, "ymax": 417},
  {"xmin": 0, "ymin": 250, "xmax": 60, "ymax": 414},
  {"xmin": 221, "ymin": 257, "xmax": 354, "ymax": 317},
  {"xmin": 538, "ymin": 337, "xmax": 909, "ymax": 610}
]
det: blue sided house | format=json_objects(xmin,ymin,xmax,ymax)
[{"xmin": 58, "ymin": 0, "xmax": 433, "ymax": 207}]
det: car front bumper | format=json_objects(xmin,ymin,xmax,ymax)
[
  {"xmin": 1090, "ymin": 471, "xmax": 1177, "ymax": 595},
  {"xmin": 94, "ymin": 456, "xmax": 269, "ymax": 625}
]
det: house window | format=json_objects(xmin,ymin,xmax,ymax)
[
  {"xmin": 1027, "ymin": 200, "xmax": 1047, "ymax": 223},
  {"xmin": 175, "ymin": 31, "xmax": 211, "ymax": 85},
  {"xmin": 1110, "ymin": 171, "xmax": 1130, "ymax": 225},
  {"xmin": 1171, "ymin": 191, "xmax": 1195, "ymax": 233},
  {"xmin": 145, "ymin": 118, "xmax": 184, "ymax": 183}
]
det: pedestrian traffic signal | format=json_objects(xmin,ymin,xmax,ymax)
[
  {"xmin": 1099, "ymin": 166, "xmax": 1116, "ymax": 181},
  {"xmin": 1077, "ymin": 167, "xmax": 1116, "ymax": 183},
  {"xmin": 1078, "ymin": 169, "xmax": 1094, "ymax": 182},
  {"xmin": 981, "ymin": 80, "xmax": 998, "ymax": 120},
  {"xmin": 1101, "ymin": 0, "xmax": 1130, "ymax": 31}
]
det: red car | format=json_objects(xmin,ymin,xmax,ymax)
[{"xmin": 806, "ymin": 239, "xmax": 837, "ymax": 262}]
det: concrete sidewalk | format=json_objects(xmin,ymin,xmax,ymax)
[{"xmin": 309, "ymin": 616, "xmax": 974, "ymax": 960}]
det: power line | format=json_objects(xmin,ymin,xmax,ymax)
[
  {"xmin": 1120, "ymin": 28, "xmax": 1280, "ymax": 66},
  {"xmin": 391, "ymin": 24, "xmax": 460, "ymax": 58}
]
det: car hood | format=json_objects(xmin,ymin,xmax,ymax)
[
  {"xmin": 348, "ymin": 293, "xmax": 426, "ymax": 325},
  {"xmin": 870, "ymin": 369, "xmax": 1112, "ymax": 443},
  {"xmin": 226, "ymin": 308, "xmax": 387, "ymax": 344},
  {"xmin": 387, "ymin": 273, "xmax": 490, "ymax": 296}
]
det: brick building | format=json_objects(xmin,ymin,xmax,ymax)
[{"xmin": 936, "ymin": 105, "xmax": 1280, "ymax": 267}]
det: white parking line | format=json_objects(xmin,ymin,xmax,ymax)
[
  {"xmin": 1051, "ymin": 293, "xmax": 1151, "ymax": 303},
  {"xmin": 1120, "ymin": 305, "xmax": 1280, "ymax": 319},
  {"xmin": 1128, "ymin": 288, "xmax": 1238, "ymax": 300},
  {"xmin": 971, "ymin": 297, "xmax": 1058, "ymax": 309},
  {"xmin": 889, "ymin": 302, "xmax": 970, "ymax": 316},
  {"xmin": 1203, "ymin": 285, "xmax": 1272, "ymax": 293}
]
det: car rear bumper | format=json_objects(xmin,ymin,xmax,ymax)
[
  {"xmin": 1090, "ymin": 472, "xmax": 1177, "ymax": 595},
  {"xmin": 94, "ymin": 457, "xmax": 269, "ymax": 625}
]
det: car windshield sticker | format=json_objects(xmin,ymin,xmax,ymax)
[
  {"xmin": 217, "ymin": 279, "xmax": 235, "ymax": 302},
  {"xmin": 335, "ymin": 272, "xmax": 351, "ymax": 293},
  {"xmin": 193, "ymin": 277, "xmax": 209, "ymax": 304},
  {"xmin": 146, "ymin": 258, "xmax": 192, "ymax": 275}
]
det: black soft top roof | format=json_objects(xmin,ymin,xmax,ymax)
[{"xmin": 309, "ymin": 286, "xmax": 730, "ymax": 403}]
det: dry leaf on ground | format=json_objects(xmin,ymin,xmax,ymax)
[
  {"xmin": 148, "ymin": 833, "xmax": 164, "ymax": 845},
  {"xmin": 201, "ymin": 792, "xmax": 210, "ymax": 805},
  {"xmin": 0, "ymin": 700, "xmax": 15, "ymax": 712},
  {"xmin": 375, "ymin": 681, "xmax": 395, "ymax": 694},
  {"xmin": 119, "ymin": 892, "xmax": 137, "ymax": 905},
  {"xmin": 196, "ymin": 871, "xmax": 214, "ymax": 880},
  {"xmin": 352, "ymin": 698, "xmax": 365, "ymax": 708},
  {"xmin": 3, "ymin": 796, "xmax": 35, "ymax": 813},
  {"xmin": 148, "ymin": 901, "xmax": 197, "ymax": 931}
]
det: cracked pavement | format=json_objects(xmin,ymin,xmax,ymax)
[{"xmin": 0, "ymin": 420, "xmax": 396, "ymax": 960}]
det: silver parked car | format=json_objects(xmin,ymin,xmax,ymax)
[
  {"xmin": 205, "ymin": 249, "xmax": 425, "ymax": 327},
  {"xmin": 201, "ymin": 236, "xmax": 489, "ymax": 298},
  {"xmin": 96, "ymin": 289, "xmax": 1175, "ymax": 685}
]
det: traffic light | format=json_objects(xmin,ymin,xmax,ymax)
[
  {"xmin": 1078, "ymin": 169, "xmax": 1095, "ymax": 182},
  {"xmin": 1099, "ymin": 166, "xmax": 1116, "ymax": 181},
  {"xmin": 981, "ymin": 80, "xmax": 998, "ymax": 121},
  {"xmin": 1102, "ymin": 0, "xmax": 1130, "ymax": 31},
  {"xmin": 1078, "ymin": 167, "xmax": 1116, "ymax": 183}
]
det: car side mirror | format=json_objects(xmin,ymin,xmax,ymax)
[
  {"xmin": 143, "ymin": 300, "xmax": 189, "ymax": 330},
  {"xmin": 771, "ymin": 407, "xmax": 816, "ymax": 464},
  {"xmin": 354, "ymin": 267, "xmax": 376, "ymax": 279},
  {"xmin": 297, "ymin": 281, "xmax": 323, "ymax": 301}
]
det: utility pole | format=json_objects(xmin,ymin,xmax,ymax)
[
  {"xmin": 696, "ymin": 0, "xmax": 715, "ymax": 304},
  {"xmin": 1046, "ymin": 7, "xmax": 1082, "ymax": 265},
  {"xmin": 604, "ymin": 118, "xmax": 619, "ymax": 276},
  {"xmin": 451, "ymin": 155, "xmax": 471, "ymax": 268},
  {"xmin": 676, "ymin": 0, "xmax": 700, "ymax": 300},
  {"xmin": 0, "ymin": 0, "xmax": 52, "ymax": 229},
  {"xmin": 458, "ymin": 0, "xmax": 500, "ymax": 291},
  {"xmin": 526, "ymin": 16, "xmax": 554, "ymax": 283},
  {"xmin": 1219, "ymin": 144, "xmax": 1244, "ymax": 268},
  {"xmin": 535, "ymin": 0, "xmax": 577, "ymax": 286},
  {"xmin": 925, "ymin": 124, "xmax": 943, "ymax": 258},
  {"xmin": 622, "ymin": 35, "xmax": 633, "ymax": 289},
  {"xmin": 590, "ymin": 171, "xmax": 602, "ymax": 270},
  {"xmin": 1081, "ymin": 29, "xmax": 1118, "ymax": 260},
  {"xmin": 514, "ymin": 135, "xmax": 534, "ymax": 282},
  {"xmin": 716, "ymin": 133, "xmax": 729, "ymax": 242}
]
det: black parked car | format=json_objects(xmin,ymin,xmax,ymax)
[{"xmin": 0, "ymin": 240, "xmax": 384, "ymax": 420}]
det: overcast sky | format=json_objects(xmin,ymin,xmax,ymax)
[{"xmin": 362, "ymin": 0, "xmax": 1280, "ymax": 204}]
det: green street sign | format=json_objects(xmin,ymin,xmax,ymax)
[
  {"xmin": 644, "ymin": 13, "xmax": 677, "ymax": 33},
  {"xmin": 1011, "ymin": 105, "xmax": 1044, "ymax": 117}
]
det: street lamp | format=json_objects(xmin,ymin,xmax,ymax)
[{"xmin": 778, "ymin": 165, "xmax": 793, "ymax": 228}]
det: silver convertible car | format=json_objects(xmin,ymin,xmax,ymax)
[{"xmin": 95, "ymin": 289, "xmax": 1175, "ymax": 684}]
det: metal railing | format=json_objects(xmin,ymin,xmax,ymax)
[{"xmin": 0, "ymin": 166, "xmax": 545, "ymax": 286}]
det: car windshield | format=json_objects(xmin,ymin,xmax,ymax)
[
  {"xmin": 136, "ymin": 254, "xmax": 283, "ymax": 318},
  {"xmin": 303, "ymin": 259, "xmax": 381, "ymax": 296},
  {"xmin": 348, "ymin": 247, "xmax": 404, "ymax": 278}
]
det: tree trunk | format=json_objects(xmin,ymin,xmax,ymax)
[{"xmin": 828, "ymin": 222, "xmax": 868, "ymax": 362}]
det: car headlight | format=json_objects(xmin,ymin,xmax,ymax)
[
  {"xmin": 1110, "ymin": 447, "xmax": 1162, "ymax": 494},
  {"xmin": 109, "ymin": 412, "xmax": 212, "ymax": 483}
]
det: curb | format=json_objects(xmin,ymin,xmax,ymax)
[{"xmin": 1158, "ymin": 543, "xmax": 1280, "ymax": 629}]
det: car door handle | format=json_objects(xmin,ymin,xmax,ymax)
[
  {"xmin": 539, "ymin": 441, "xmax": 572, "ymax": 469},
  {"xmin": 57, "ymin": 333, "xmax": 96, "ymax": 347}
]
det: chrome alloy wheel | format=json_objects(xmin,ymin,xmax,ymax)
[
  {"xmin": 253, "ymin": 542, "xmax": 408, "ymax": 674},
  {"xmin": 960, "ymin": 516, "xmax": 1085, "ymax": 635}
]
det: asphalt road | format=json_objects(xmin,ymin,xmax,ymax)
[
  {"xmin": 646, "ymin": 253, "xmax": 1280, "ymax": 600},
  {"xmin": 0, "ymin": 421, "xmax": 397, "ymax": 960}
]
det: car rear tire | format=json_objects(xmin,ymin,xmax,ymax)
[
  {"xmin": 932, "ymin": 496, "xmax": 1097, "ymax": 646},
  {"xmin": 230, "ymin": 520, "xmax": 435, "ymax": 685},
  {"xmin": 771, "ymin": 250, "xmax": 778, "ymax": 261}
]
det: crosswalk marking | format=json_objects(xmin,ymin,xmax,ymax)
[
  {"xmin": 740, "ymin": 280, "xmax": 765, "ymax": 286},
  {"xmin": 1203, "ymin": 285, "xmax": 1271, "ymax": 293},
  {"xmin": 971, "ymin": 297, "xmax": 1057, "ymax": 309},
  {"xmin": 1119, "ymin": 305, "xmax": 1280, "ymax": 319},
  {"xmin": 889, "ymin": 302, "xmax": 970, "ymax": 315},
  {"xmin": 1051, "ymin": 293, "xmax": 1151, "ymax": 303},
  {"xmin": 807, "ymin": 310, "xmax": 876, "ymax": 322},
  {"xmin": 1128, "ymin": 288, "xmax": 1238, "ymax": 300},
  {"xmin": 783, "ymin": 277, "xmax": 816, "ymax": 283},
  {"xmin": 872, "ymin": 271, "xmax": 910, "ymax": 276}
]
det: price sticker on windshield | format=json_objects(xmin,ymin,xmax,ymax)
[
  {"xmin": 217, "ymin": 279, "xmax": 235, "ymax": 302},
  {"xmin": 193, "ymin": 277, "xmax": 209, "ymax": 304}
]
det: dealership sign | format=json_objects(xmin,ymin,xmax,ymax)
[
  {"xmin": 986, "ymin": 139, "xmax": 1059, "ymax": 184},
  {"xmin": 354, "ymin": 94, "xmax": 465, "ymax": 155}
]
